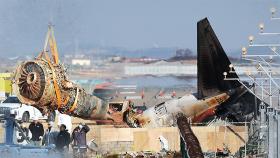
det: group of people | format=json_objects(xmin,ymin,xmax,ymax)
[{"xmin": 17, "ymin": 117, "xmax": 90, "ymax": 157}]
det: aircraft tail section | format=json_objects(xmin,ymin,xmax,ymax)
[
  {"xmin": 197, "ymin": 18, "xmax": 241, "ymax": 99},
  {"xmin": 197, "ymin": 18, "xmax": 261, "ymax": 121}
]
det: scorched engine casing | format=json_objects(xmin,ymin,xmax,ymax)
[{"xmin": 14, "ymin": 59, "xmax": 108, "ymax": 120}]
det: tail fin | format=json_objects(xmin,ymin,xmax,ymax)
[
  {"xmin": 197, "ymin": 18, "xmax": 262, "ymax": 121},
  {"xmin": 197, "ymin": 18, "xmax": 241, "ymax": 99}
]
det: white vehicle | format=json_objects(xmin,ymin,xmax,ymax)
[{"xmin": 0, "ymin": 96, "xmax": 54, "ymax": 122}]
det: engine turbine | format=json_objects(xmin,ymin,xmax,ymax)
[{"xmin": 14, "ymin": 59, "xmax": 109, "ymax": 120}]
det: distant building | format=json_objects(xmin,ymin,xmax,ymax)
[
  {"xmin": 125, "ymin": 57, "xmax": 159, "ymax": 63},
  {"xmin": 125, "ymin": 60, "xmax": 196, "ymax": 76},
  {"xmin": 71, "ymin": 59, "xmax": 91, "ymax": 66},
  {"xmin": 109, "ymin": 56, "xmax": 123, "ymax": 62}
]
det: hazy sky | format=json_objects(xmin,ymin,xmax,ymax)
[{"xmin": 0, "ymin": 0, "xmax": 280, "ymax": 56}]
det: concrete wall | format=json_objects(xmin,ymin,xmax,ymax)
[
  {"xmin": 85, "ymin": 125, "xmax": 246, "ymax": 154},
  {"xmin": 0, "ymin": 122, "xmax": 247, "ymax": 154}
]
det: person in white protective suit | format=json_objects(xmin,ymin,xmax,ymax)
[{"xmin": 159, "ymin": 135, "xmax": 169, "ymax": 152}]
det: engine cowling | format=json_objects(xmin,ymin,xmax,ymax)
[{"xmin": 14, "ymin": 59, "xmax": 109, "ymax": 120}]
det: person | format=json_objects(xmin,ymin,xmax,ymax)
[
  {"xmin": 55, "ymin": 124, "xmax": 70, "ymax": 152},
  {"xmin": 16, "ymin": 121, "xmax": 32, "ymax": 145},
  {"xmin": 28, "ymin": 116, "xmax": 44, "ymax": 146},
  {"xmin": 42, "ymin": 121, "xmax": 58, "ymax": 146},
  {"xmin": 159, "ymin": 136, "xmax": 169, "ymax": 152},
  {"xmin": 71, "ymin": 123, "xmax": 90, "ymax": 158}
]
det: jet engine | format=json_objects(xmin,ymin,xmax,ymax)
[{"xmin": 14, "ymin": 59, "xmax": 109, "ymax": 120}]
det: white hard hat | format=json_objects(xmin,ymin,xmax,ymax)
[{"xmin": 33, "ymin": 116, "xmax": 39, "ymax": 121}]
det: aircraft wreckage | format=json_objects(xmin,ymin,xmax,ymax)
[
  {"xmin": 13, "ymin": 18, "xmax": 260, "ymax": 127},
  {"xmin": 127, "ymin": 18, "xmax": 262, "ymax": 127},
  {"xmin": 14, "ymin": 26, "xmax": 110, "ymax": 120}
]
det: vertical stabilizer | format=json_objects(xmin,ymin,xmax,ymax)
[{"xmin": 197, "ymin": 18, "xmax": 241, "ymax": 99}]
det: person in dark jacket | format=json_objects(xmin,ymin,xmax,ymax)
[
  {"xmin": 55, "ymin": 124, "xmax": 70, "ymax": 151},
  {"xmin": 71, "ymin": 123, "xmax": 90, "ymax": 158},
  {"xmin": 28, "ymin": 117, "xmax": 44, "ymax": 146}
]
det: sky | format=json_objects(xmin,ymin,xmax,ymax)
[{"xmin": 0, "ymin": 0, "xmax": 280, "ymax": 57}]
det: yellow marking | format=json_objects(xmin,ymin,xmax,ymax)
[
  {"xmin": 68, "ymin": 88, "xmax": 79, "ymax": 113},
  {"xmin": 45, "ymin": 60, "xmax": 62, "ymax": 108},
  {"xmin": 63, "ymin": 96, "xmax": 70, "ymax": 105}
]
